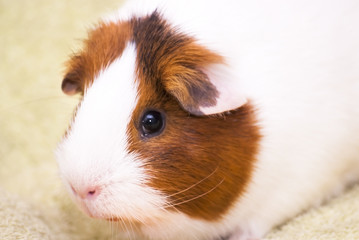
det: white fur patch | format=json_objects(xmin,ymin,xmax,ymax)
[{"xmin": 56, "ymin": 43, "xmax": 167, "ymax": 222}]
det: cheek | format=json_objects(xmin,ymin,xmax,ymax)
[
  {"xmin": 128, "ymin": 103, "xmax": 261, "ymax": 221},
  {"xmin": 56, "ymin": 137, "xmax": 168, "ymax": 222}
]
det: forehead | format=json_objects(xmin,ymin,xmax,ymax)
[
  {"xmin": 64, "ymin": 11, "xmax": 221, "ymax": 107},
  {"xmin": 64, "ymin": 12, "xmax": 182, "ymax": 93}
]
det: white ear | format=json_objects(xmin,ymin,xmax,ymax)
[{"xmin": 199, "ymin": 64, "xmax": 247, "ymax": 115}]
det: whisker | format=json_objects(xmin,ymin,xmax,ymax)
[
  {"xmin": 167, "ymin": 166, "xmax": 219, "ymax": 198},
  {"xmin": 112, "ymin": 216, "xmax": 118, "ymax": 240},
  {"xmin": 109, "ymin": 216, "xmax": 114, "ymax": 240},
  {"xmin": 169, "ymin": 178, "xmax": 225, "ymax": 208},
  {"xmin": 127, "ymin": 216, "xmax": 136, "ymax": 240},
  {"xmin": 119, "ymin": 215, "xmax": 132, "ymax": 240},
  {"xmin": 0, "ymin": 95, "xmax": 78, "ymax": 111}
]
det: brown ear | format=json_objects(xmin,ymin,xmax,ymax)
[
  {"xmin": 163, "ymin": 66, "xmax": 219, "ymax": 115},
  {"xmin": 61, "ymin": 72, "xmax": 82, "ymax": 95},
  {"xmin": 163, "ymin": 63, "xmax": 247, "ymax": 116},
  {"xmin": 62, "ymin": 78, "xmax": 81, "ymax": 95},
  {"xmin": 62, "ymin": 53, "xmax": 84, "ymax": 95}
]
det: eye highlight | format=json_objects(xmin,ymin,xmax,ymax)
[{"xmin": 140, "ymin": 110, "xmax": 165, "ymax": 138}]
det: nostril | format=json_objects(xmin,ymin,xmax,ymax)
[
  {"xmin": 69, "ymin": 183, "xmax": 101, "ymax": 200},
  {"xmin": 88, "ymin": 190, "xmax": 96, "ymax": 195},
  {"xmin": 85, "ymin": 187, "xmax": 101, "ymax": 199},
  {"xmin": 87, "ymin": 189, "xmax": 97, "ymax": 197}
]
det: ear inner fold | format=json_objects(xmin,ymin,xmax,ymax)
[{"xmin": 198, "ymin": 64, "xmax": 248, "ymax": 115}]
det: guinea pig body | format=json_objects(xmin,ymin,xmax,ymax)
[{"xmin": 56, "ymin": 0, "xmax": 359, "ymax": 239}]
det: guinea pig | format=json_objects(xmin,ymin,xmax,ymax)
[{"xmin": 56, "ymin": 0, "xmax": 359, "ymax": 239}]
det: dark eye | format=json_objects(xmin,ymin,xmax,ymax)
[{"xmin": 140, "ymin": 110, "xmax": 165, "ymax": 137}]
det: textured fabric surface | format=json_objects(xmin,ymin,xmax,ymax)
[{"xmin": 0, "ymin": 0, "xmax": 358, "ymax": 239}]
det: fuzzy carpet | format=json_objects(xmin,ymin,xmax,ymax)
[{"xmin": 1, "ymin": 0, "xmax": 358, "ymax": 239}]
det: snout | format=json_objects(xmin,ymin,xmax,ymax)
[{"xmin": 70, "ymin": 183, "xmax": 102, "ymax": 200}]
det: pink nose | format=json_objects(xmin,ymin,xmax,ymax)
[{"xmin": 70, "ymin": 184, "xmax": 101, "ymax": 200}]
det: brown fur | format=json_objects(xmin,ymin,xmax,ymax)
[
  {"xmin": 62, "ymin": 21, "xmax": 132, "ymax": 94},
  {"xmin": 63, "ymin": 12, "xmax": 260, "ymax": 221}
]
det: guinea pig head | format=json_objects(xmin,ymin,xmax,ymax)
[{"xmin": 56, "ymin": 12, "xmax": 260, "ymax": 225}]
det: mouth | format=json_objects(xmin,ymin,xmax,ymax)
[
  {"xmin": 105, "ymin": 217, "xmax": 145, "ymax": 231},
  {"xmin": 106, "ymin": 217, "xmax": 120, "ymax": 222},
  {"xmin": 76, "ymin": 201, "xmax": 94, "ymax": 217},
  {"xmin": 75, "ymin": 198, "xmax": 149, "ymax": 225}
]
